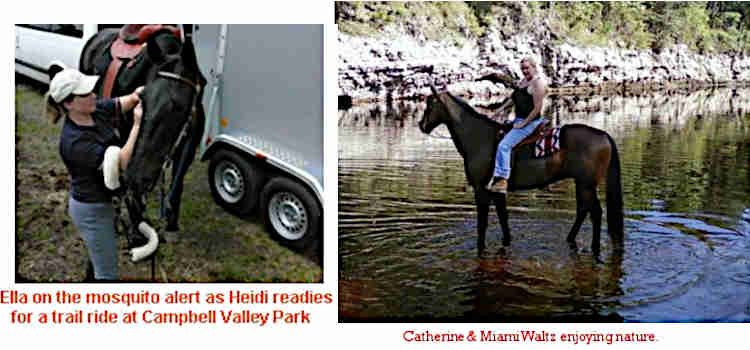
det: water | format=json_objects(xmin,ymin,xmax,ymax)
[{"xmin": 338, "ymin": 88, "xmax": 750, "ymax": 322}]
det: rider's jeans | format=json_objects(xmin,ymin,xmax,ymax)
[
  {"xmin": 493, "ymin": 116, "xmax": 545, "ymax": 179},
  {"xmin": 69, "ymin": 196, "xmax": 118, "ymax": 280}
]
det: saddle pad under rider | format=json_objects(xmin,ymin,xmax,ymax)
[{"xmin": 534, "ymin": 127, "xmax": 561, "ymax": 158}]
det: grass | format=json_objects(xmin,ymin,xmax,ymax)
[{"xmin": 14, "ymin": 78, "xmax": 322, "ymax": 282}]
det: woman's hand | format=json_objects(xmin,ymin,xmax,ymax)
[
  {"xmin": 120, "ymin": 102, "xmax": 142, "ymax": 171},
  {"xmin": 119, "ymin": 86, "xmax": 145, "ymax": 113},
  {"xmin": 133, "ymin": 103, "xmax": 143, "ymax": 127},
  {"xmin": 133, "ymin": 86, "xmax": 144, "ymax": 99}
]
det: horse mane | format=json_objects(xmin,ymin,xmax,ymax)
[{"xmin": 444, "ymin": 92, "xmax": 504, "ymax": 128}]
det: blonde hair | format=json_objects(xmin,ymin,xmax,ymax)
[
  {"xmin": 521, "ymin": 56, "xmax": 545, "ymax": 80},
  {"xmin": 521, "ymin": 57, "xmax": 537, "ymax": 67}
]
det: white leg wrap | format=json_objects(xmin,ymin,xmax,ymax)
[
  {"xmin": 103, "ymin": 146, "xmax": 121, "ymax": 190},
  {"xmin": 130, "ymin": 221, "xmax": 159, "ymax": 262}
]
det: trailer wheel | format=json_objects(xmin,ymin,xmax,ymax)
[
  {"xmin": 208, "ymin": 149, "xmax": 264, "ymax": 216},
  {"xmin": 260, "ymin": 176, "xmax": 321, "ymax": 250}
]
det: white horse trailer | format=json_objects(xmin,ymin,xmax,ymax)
[{"xmin": 193, "ymin": 24, "xmax": 323, "ymax": 252}]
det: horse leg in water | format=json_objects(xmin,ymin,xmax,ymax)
[
  {"xmin": 589, "ymin": 191, "xmax": 603, "ymax": 255},
  {"xmin": 566, "ymin": 183, "xmax": 602, "ymax": 255},
  {"xmin": 474, "ymin": 190, "xmax": 490, "ymax": 252},
  {"xmin": 492, "ymin": 194, "xmax": 511, "ymax": 246}
]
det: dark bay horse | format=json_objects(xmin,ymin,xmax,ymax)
[
  {"xmin": 78, "ymin": 26, "xmax": 206, "ymax": 260},
  {"xmin": 418, "ymin": 86, "xmax": 624, "ymax": 255}
]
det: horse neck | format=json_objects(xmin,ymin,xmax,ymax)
[{"xmin": 441, "ymin": 95, "xmax": 497, "ymax": 160}]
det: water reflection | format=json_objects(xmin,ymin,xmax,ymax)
[{"xmin": 339, "ymin": 88, "xmax": 750, "ymax": 322}]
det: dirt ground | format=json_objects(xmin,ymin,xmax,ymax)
[{"xmin": 14, "ymin": 77, "xmax": 322, "ymax": 283}]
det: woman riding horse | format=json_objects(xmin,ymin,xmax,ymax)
[
  {"xmin": 418, "ymin": 80, "xmax": 624, "ymax": 255},
  {"xmin": 484, "ymin": 57, "xmax": 548, "ymax": 194},
  {"xmin": 46, "ymin": 68, "xmax": 143, "ymax": 281}
]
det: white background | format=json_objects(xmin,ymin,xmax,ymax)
[{"xmin": 2, "ymin": 0, "xmax": 747, "ymax": 348}]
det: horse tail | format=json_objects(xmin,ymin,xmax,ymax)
[{"xmin": 605, "ymin": 133, "xmax": 624, "ymax": 242}]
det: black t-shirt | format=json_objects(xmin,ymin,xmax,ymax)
[
  {"xmin": 59, "ymin": 98, "xmax": 121, "ymax": 203},
  {"xmin": 511, "ymin": 87, "xmax": 534, "ymax": 119}
]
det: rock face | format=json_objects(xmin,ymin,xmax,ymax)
[{"xmin": 339, "ymin": 29, "xmax": 750, "ymax": 103}]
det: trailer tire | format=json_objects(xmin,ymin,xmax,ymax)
[
  {"xmin": 260, "ymin": 176, "xmax": 321, "ymax": 251},
  {"xmin": 209, "ymin": 149, "xmax": 264, "ymax": 216}
]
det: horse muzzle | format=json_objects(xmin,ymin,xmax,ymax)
[
  {"xmin": 418, "ymin": 120, "xmax": 428, "ymax": 134},
  {"xmin": 418, "ymin": 120, "xmax": 438, "ymax": 135}
]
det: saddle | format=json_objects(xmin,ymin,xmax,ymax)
[
  {"xmin": 498, "ymin": 119, "xmax": 550, "ymax": 147},
  {"xmin": 101, "ymin": 24, "xmax": 181, "ymax": 98},
  {"xmin": 498, "ymin": 119, "xmax": 561, "ymax": 159}
]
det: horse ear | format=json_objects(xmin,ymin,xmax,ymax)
[
  {"xmin": 429, "ymin": 82, "xmax": 449, "ymax": 107},
  {"xmin": 146, "ymin": 36, "xmax": 166, "ymax": 64},
  {"xmin": 180, "ymin": 40, "xmax": 206, "ymax": 86},
  {"xmin": 429, "ymin": 83, "xmax": 450, "ymax": 107},
  {"xmin": 429, "ymin": 82, "xmax": 438, "ymax": 96},
  {"xmin": 181, "ymin": 40, "xmax": 198, "ymax": 70}
]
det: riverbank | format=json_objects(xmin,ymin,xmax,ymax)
[{"xmin": 339, "ymin": 87, "xmax": 750, "ymax": 133}]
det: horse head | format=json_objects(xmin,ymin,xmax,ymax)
[
  {"xmin": 418, "ymin": 83, "xmax": 450, "ymax": 134},
  {"xmin": 124, "ymin": 29, "xmax": 205, "ymax": 195}
]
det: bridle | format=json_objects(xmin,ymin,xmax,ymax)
[
  {"xmin": 152, "ymin": 70, "xmax": 202, "ymax": 215},
  {"xmin": 115, "ymin": 67, "xmax": 202, "ymax": 251},
  {"xmin": 421, "ymin": 100, "xmax": 453, "ymax": 140},
  {"xmin": 111, "ymin": 25, "xmax": 207, "ymax": 277},
  {"xmin": 155, "ymin": 70, "xmax": 202, "ymax": 167}
]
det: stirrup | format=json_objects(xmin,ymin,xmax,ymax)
[{"xmin": 487, "ymin": 177, "xmax": 508, "ymax": 193}]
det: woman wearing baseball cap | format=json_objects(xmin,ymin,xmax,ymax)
[{"xmin": 46, "ymin": 68, "xmax": 143, "ymax": 281}]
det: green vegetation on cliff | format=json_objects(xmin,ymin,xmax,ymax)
[
  {"xmin": 336, "ymin": 2, "xmax": 484, "ymax": 44},
  {"xmin": 336, "ymin": 1, "xmax": 750, "ymax": 55}
]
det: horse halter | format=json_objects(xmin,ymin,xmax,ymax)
[
  {"xmin": 121, "ymin": 70, "xmax": 201, "ymax": 209},
  {"xmin": 154, "ymin": 69, "xmax": 202, "ymax": 150},
  {"xmin": 157, "ymin": 71, "xmax": 200, "ymax": 93},
  {"xmin": 148, "ymin": 70, "xmax": 203, "ymax": 213}
]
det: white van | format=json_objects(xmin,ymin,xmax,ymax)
[{"xmin": 14, "ymin": 24, "xmax": 117, "ymax": 83}]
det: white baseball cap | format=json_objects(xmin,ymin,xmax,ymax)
[{"xmin": 49, "ymin": 69, "xmax": 99, "ymax": 103}]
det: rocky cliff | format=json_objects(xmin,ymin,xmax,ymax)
[{"xmin": 338, "ymin": 27, "xmax": 750, "ymax": 104}]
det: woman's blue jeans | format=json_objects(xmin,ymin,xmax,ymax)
[
  {"xmin": 494, "ymin": 117, "xmax": 545, "ymax": 179},
  {"xmin": 68, "ymin": 196, "xmax": 118, "ymax": 280}
]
